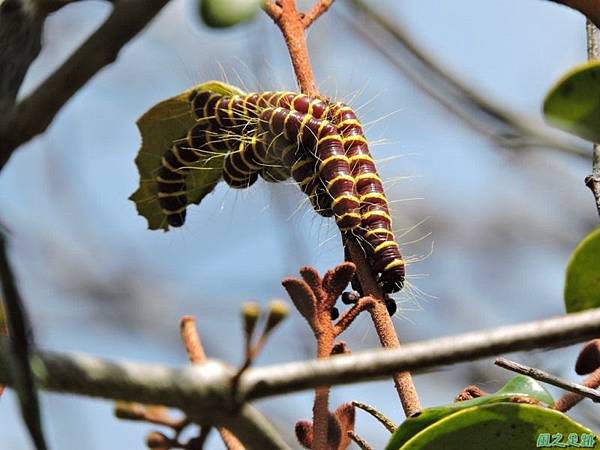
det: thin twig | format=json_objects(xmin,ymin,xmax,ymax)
[
  {"xmin": 2, "ymin": 309, "xmax": 600, "ymax": 408},
  {"xmin": 584, "ymin": 19, "xmax": 600, "ymax": 216},
  {"xmin": 0, "ymin": 298, "xmax": 6, "ymax": 397},
  {"xmin": 345, "ymin": 0, "xmax": 589, "ymax": 158},
  {"xmin": 554, "ymin": 369, "xmax": 600, "ymax": 412},
  {"xmin": 495, "ymin": 357, "xmax": 600, "ymax": 403},
  {"xmin": 0, "ymin": 7, "xmax": 43, "ymax": 110},
  {"xmin": 0, "ymin": 229, "xmax": 47, "ymax": 450},
  {"xmin": 0, "ymin": 0, "xmax": 171, "ymax": 170},
  {"xmin": 352, "ymin": 401, "xmax": 396, "ymax": 433},
  {"xmin": 302, "ymin": 0, "xmax": 334, "ymax": 28},
  {"xmin": 262, "ymin": 0, "xmax": 282, "ymax": 21},
  {"xmin": 347, "ymin": 431, "xmax": 372, "ymax": 450}
]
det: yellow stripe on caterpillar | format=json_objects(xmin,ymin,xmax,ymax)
[
  {"xmin": 227, "ymin": 97, "xmax": 236, "ymax": 121},
  {"xmin": 158, "ymin": 191, "xmax": 187, "ymax": 198},
  {"xmin": 360, "ymin": 192, "xmax": 387, "ymax": 203},
  {"xmin": 349, "ymin": 154, "xmax": 375, "ymax": 165},
  {"xmin": 355, "ymin": 172, "xmax": 382, "ymax": 183},
  {"xmin": 268, "ymin": 107, "xmax": 287, "ymax": 134},
  {"xmin": 171, "ymin": 146, "xmax": 193, "ymax": 166},
  {"xmin": 335, "ymin": 211, "xmax": 362, "ymax": 222},
  {"xmin": 316, "ymin": 120, "xmax": 329, "ymax": 138},
  {"xmin": 283, "ymin": 111, "xmax": 293, "ymax": 140},
  {"xmin": 161, "ymin": 156, "xmax": 181, "ymax": 173},
  {"xmin": 156, "ymin": 176, "xmax": 184, "ymax": 184},
  {"xmin": 299, "ymin": 174, "xmax": 316, "ymax": 187},
  {"xmin": 331, "ymin": 193, "xmax": 360, "ymax": 209},
  {"xmin": 343, "ymin": 135, "xmax": 368, "ymax": 144},
  {"xmin": 364, "ymin": 227, "xmax": 394, "ymax": 238},
  {"xmin": 384, "ymin": 259, "xmax": 405, "ymax": 272},
  {"xmin": 361, "ymin": 210, "xmax": 392, "ymax": 222},
  {"xmin": 337, "ymin": 119, "xmax": 363, "ymax": 129},
  {"xmin": 297, "ymin": 114, "xmax": 313, "ymax": 142},
  {"xmin": 317, "ymin": 134, "xmax": 343, "ymax": 145},
  {"xmin": 374, "ymin": 241, "xmax": 398, "ymax": 254},
  {"xmin": 223, "ymin": 166, "xmax": 252, "ymax": 182},
  {"xmin": 326, "ymin": 174, "xmax": 355, "ymax": 191},
  {"xmin": 329, "ymin": 105, "xmax": 353, "ymax": 120},
  {"xmin": 319, "ymin": 154, "xmax": 349, "ymax": 172},
  {"xmin": 161, "ymin": 204, "xmax": 187, "ymax": 214},
  {"xmin": 239, "ymin": 152, "xmax": 261, "ymax": 171}
]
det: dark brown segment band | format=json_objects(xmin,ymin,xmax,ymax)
[
  {"xmin": 328, "ymin": 102, "xmax": 405, "ymax": 294},
  {"xmin": 259, "ymin": 107, "xmax": 361, "ymax": 230}
]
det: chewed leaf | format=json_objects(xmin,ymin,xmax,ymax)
[
  {"xmin": 394, "ymin": 403, "xmax": 598, "ymax": 450},
  {"xmin": 543, "ymin": 61, "xmax": 600, "ymax": 142},
  {"xmin": 129, "ymin": 81, "xmax": 246, "ymax": 231},
  {"xmin": 565, "ymin": 227, "xmax": 600, "ymax": 313}
]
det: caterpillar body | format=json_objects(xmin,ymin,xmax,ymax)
[{"xmin": 130, "ymin": 81, "xmax": 406, "ymax": 303}]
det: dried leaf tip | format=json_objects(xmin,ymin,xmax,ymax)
[
  {"xmin": 295, "ymin": 420, "xmax": 313, "ymax": 449},
  {"xmin": 145, "ymin": 431, "xmax": 171, "ymax": 450},
  {"xmin": 576, "ymin": 339, "xmax": 600, "ymax": 375}
]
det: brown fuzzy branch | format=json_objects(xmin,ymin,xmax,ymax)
[
  {"xmin": 333, "ymin": 296, "xmax": 375, "ymax": 337},
  {"xmin": 0, "ymin": 0, "xmax": 171, "ymax": 171},
  {"xmin": 346, "ymin": 241, "xmax": 422, "ymax": 417},
  {"xmin": 262, "ymin": 0, "xmax": 318, "ymax": 96}
]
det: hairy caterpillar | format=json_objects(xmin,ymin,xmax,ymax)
[
  {"xmin": 130, "ymin": 81, "xmax": 406, "ymax": 304},
  {"xmin": 242, "ymin": 93, "xmax": 405, "ymax": 294}
]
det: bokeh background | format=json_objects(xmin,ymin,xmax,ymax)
[{"xmin": 2, "ymin": 0, "xmax": 599, "ymax": 448}]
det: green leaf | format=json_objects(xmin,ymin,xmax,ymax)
[
  {"xmin": 395, "ymin": 403, "xmax": 598, "ymax": 450},
  {"xmin": 543, "ymin": 60, "xmax": 600, "ymax": 142},
  {"xmin": 129, "ymin": 81, "xmax": 246, "ymax": 231},
  {"xmin": 564, "ymin": 227, "xmax": 600, "ymax": 313},
  {"xmin": 199, "ymin": 0, "xmax": 263, "ymax": 28},
  {"xmin": 385, "ymin": 375, "xmax": 553, "ymax": 450}
]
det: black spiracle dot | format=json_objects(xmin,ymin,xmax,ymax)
[
  {"xmin": 330, "ymin": 307, "xmax": 340, "ymax": 321},
  {"xmin": 385, "ymin": 297, "xmax": 397, "ymax": 316}
]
